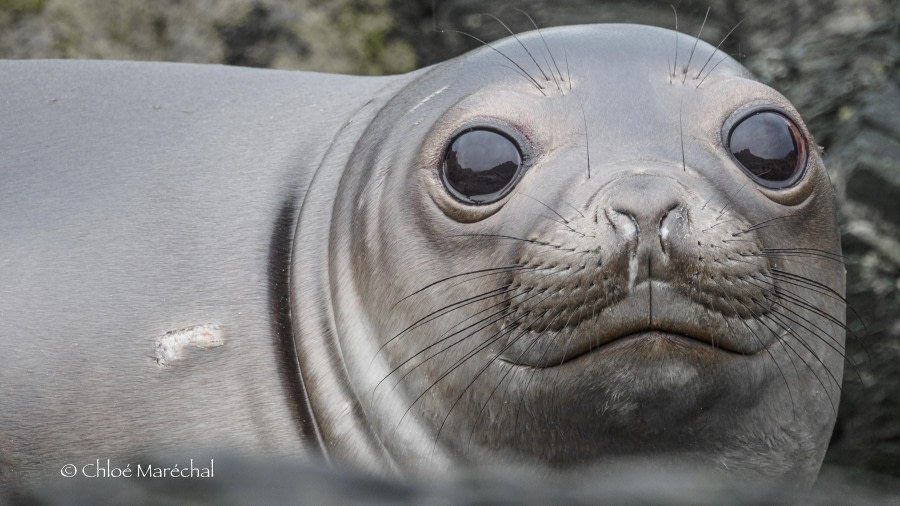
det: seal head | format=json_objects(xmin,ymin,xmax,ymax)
[{"xmin": 292, "ymin": 24, "xmax": 845, "ymax": 485}]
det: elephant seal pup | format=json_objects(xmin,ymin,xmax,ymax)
[{"xmin": 0, "ymin": 24, "xmax": 844, "ymax": 486}]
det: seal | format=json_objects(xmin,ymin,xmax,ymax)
[{"xmin": 0, "ymin": 24, "xmax": 845, "ymax": 486}]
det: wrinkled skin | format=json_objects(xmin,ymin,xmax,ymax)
[{"xmin": 294, "ymin": 24, "xmax": 845, "ymax": 485}]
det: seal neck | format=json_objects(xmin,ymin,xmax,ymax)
[{"xmin": 290, "ymin": 72, "xmax": 425, "ymax": 473}]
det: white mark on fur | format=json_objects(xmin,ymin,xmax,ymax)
[
  {"xmin": 155, "ymin": 324, "xmax": 224, "ymax": 367},
  {"xmin": 620, "ymin": 216, "xmax": 638, "ymax": 241},
  {"xmin": 610, "ymin": 211, "xmax": 640, "ymax": 291},
  {"xmin": 409, "ymin": 85, "xmax": 449, "ymax": 114},
  {"xmin": 628, "ymin": 254, "xmax": 638, "ymax": 291}
]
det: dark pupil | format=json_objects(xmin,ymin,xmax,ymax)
[
  {"xmin": 443, "ymin": 129, "xmax": 522, "ymax": 204},
  {"xmin": 729, "ymin": 111, "xmax": 805, "ymax": 186}
]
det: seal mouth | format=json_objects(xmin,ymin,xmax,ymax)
[
  {"xmin": 553, "ymin": 329, "xmax": 751, "ymax": 367},
  {"xmin": 499, "ymin": 327, "xmax": 751, "ymax": 370},
  {"xmin": 498, "ymin": 282, "xmax": 772, "ymax": 368}
]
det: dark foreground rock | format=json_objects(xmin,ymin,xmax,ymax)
[{"xmin": 4, "ymin": 456, "xmax": 899, "ymax": 505}]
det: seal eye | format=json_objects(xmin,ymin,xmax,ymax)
[
  {"xmin": 442, "ymin": 128, "xmax": 523, "ymax": 204},
  {"xmin": 728, "ymin": 111, "xmax": 807, "ymax": 188}
]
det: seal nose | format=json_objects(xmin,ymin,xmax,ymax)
[
  {"xmin": 605, "ymin": 176, "xmax": 682, "ymax": 242},
  {"xmin": 594, "ymin": 176, "xmax": 688, "ymax": 281}
]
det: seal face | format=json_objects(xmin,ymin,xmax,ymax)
[{"xmin": 293, "ymin": 24, "xmax": 845, "ymax": 484}]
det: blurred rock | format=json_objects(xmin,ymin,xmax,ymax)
[{"xmin": 0, "ymin": 0, "xmax": 415, "ymax": 74}]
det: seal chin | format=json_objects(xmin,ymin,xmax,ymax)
[{"xmin": 563, "ymin": 331, "xmax": 730, "ymax": 397}]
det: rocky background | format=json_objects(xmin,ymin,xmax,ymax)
[{"xmin": 1, "ymin": 0, "xmax": 896, "ymax": 489}]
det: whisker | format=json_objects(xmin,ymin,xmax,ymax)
[
  {"xmin": 493, "ymin": 63, "xmax": 555, "ymax": 91},
  {"xmin": 722, "ymin": 298, "xmax": 796, "ymax": 415},
  {"xmin": 514, "ymin": 304, "xmax": 580, "ymax": 426},
  {"xmin": 519, "ymin": 192, "xmax": 570, "ymax": 224},
  {"xmin": 470, "ymin": 304, "xmax": 570, "ymax": 445},
  {"xmin": 746, "ymin": 276, "xmax": 857, "ymax": 350},
  {"xmin": 378, "ymin": 291, "xmax": 530, "ymax": 394},
  {"xmin": 484, "ymin": 14, "xmax": 551, "ymax": 82},
  {"xmin": 695, "ymin": 55, "xmax": 731, "ymax": 88},
  {"xmin": 763, "ymin": 247, "xmax": 846, "ymax": 261},
  {"xmin": 679, "ymin": 96, "xmax": 686, "ymax": 171},
  {"xmin": 768, "ymin": 310, "xmax": 845, "ymax": 388},
  {"xmin": 542, "ymin": 310, "xmax": 589, "ymax": 416},
  {"xmin": 744, "ymin": 249, "xmax": 846, "ymax": 264},
  {"xmin": 503, "ymin": 199, "xmax": 590, "ymax": 239},
  {"xmin": 576, "ymin": 92, "xmax": 591, "ymax": 179},
  {"xmin": 392, "ymin": 264, "xmax": 530, "ymax": 309},
  {"xmin": 435, "ymin": 291, "xmax": 569, "ymax": 450},
  {"xmin": 670, "ymin": 4, "xmax": 679, "ymax": 83},
  {"xmin": 379, "ymin": 285, "xmax": 517, "ymax": 358},
  {"xmin": 560, "ymin": 200, "xmax": 585, "ymax": 219},
  {"xmin": 720, "ymin": 259, "xmax": 871, "ymax": 356},
  {"xmin": 746, "ymin": 308, "xmax": 804, "ymax": 384},
  {"xmin": 703, "ymin": 219, "xmax": 742, "ymax": 232},
  {"xmin": 515, "ymin": 8, "xmax": 565, "ymax": 88},
  {"xmin": 701, "ymin": 192, "xmax": 717, "ymax": 211},
  {"xmin": 694, "ymin": 18, "xmax": 745, "ymax": 81},
  {"xmin": 682, "ymin": 7, "xmax": 711, "ymax": 84},
  {"xmin": 766, "ymin": 308, "xmax": 857, "ymax": 387},
  {"xmin": 408, "ymin": 284, "xmax": 563, "ymax": 441},
  {"xmin": 396, "ymin": 307, "xmax": 536, "ymax": 432},
  {"xmin": 733, "ymin": 214, "xmax": 802, "ymax": 236},
  {"xmin": 716, "ymin": 180, "xmax": 750, "ymax": 220},
  {"xmin": 739, "ymin": 252, "xmax": 820, "ymax": 271},
  {"xmin": 500, "ymin": 303, "xmax": 573, "ymax": 419},
  {"xmin": 399, "ymin": 287, "xmax": 561, "ymax": 431},
  {"xmin": 751, "ymin": 310, "xmax": 839, "ymax": 415},
  {"xmin": 768, "ymin": 270, "xmax": 849, "ymax": 307},
  {"xmin": 443, "ymin": 266, "xmax": 546, "ymax": 292},
  {"xmin": 448, "ymin": 233, "xmax": 576, "ymax": 251},
  {"xmin": 771, "ymin": 269, "xmax": 867, "ymax": 333},
  {"xmin": 439, "ymin": 29, "xmax": 546, "ymax": 94},
  {"xmin": 385, "ymin": 269, "xmax": 564, "ymax": 393},
  {"xmin": 432, "ymin": 312, "xmax": 545, "ymax": 455}
]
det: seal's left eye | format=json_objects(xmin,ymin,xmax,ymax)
[
  {"xmin": 727, "ymin": 110, "xmax": 807, "ymax": 188},
  {"xmin": 442, "ymin": 128, "xmax": 523, "ymax": 205}
]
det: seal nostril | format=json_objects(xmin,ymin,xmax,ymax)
[
  {"xmin": 608, "ymin": 209, "xmax": 639, "ymax": 241},
  {"xmin": 658, "ymin": 205, "xmax": 681, "ymax": 257}
]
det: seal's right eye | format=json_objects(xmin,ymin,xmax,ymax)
[{"xmin": 442, "ymin": 128, "xmax": 523, "ymax": 205}]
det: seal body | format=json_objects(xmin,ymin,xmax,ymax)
[
  {"xmin": 0, "ymin": 61, "xmax": 418, "ymax": 478},
  {"xmin": 0, "ymin": 24, "xmax": 845, "ymax": 486}
]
